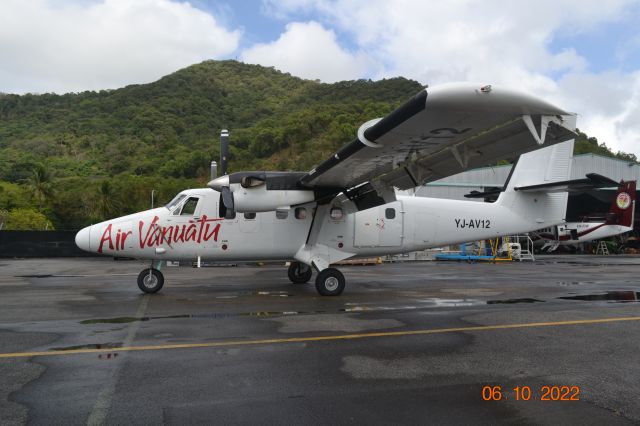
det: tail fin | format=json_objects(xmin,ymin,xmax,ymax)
[
  {"xmin": 607, "ymin": 181, "xmax": 636, "ymax": 227},
  {"xmin": 497, "ymin": 136, "xmax": 575, "ymax": 227}
]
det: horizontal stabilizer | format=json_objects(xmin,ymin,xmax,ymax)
[
  {"xmin": 465, "ymin": 173, "xmax": 618, "ymax": 198},
  {"xmin": 464, "ymin": 188, "xmax": 503, "ymax": 199},
  {"xmin": 514, "ymin": 173, "xmax": 619, "ymax": 193}
]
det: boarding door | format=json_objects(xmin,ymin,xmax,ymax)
[{"xmin": 354, "ymin": 201, "xmax": 404, "ymax": 247}]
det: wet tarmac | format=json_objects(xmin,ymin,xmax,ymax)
[{"xmin": 1, "ymin": 255, "xmax": 640, "ymax": 424}]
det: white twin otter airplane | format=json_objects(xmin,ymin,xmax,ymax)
[{"xmin": 76, "ymin": 83, "xmax": 580, "ymax": 296}]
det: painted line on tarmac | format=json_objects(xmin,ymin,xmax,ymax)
[
  {"xmin": 1, "ymin": 316, "xmax": 639, "ymax": 359},
  {"xmin": 87, "ymin": 294, "xmax": 151, "ymax": 426}
]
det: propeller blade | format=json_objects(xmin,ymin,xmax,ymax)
[
  {"xmin": 218, "ymin": 192, "xmax": 227, "ymax": 218},
  {"xmin": 221, "ymin": 186, "xmax": 234, "ymax": 210}
]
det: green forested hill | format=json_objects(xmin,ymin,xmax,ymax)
[
  {"xmin": 0, "ymin": 60, "xmax": 421, "ymax": 229},
  {"xmin": 0, "ymin": 60, "xmax": 635, "ymax": 230}
]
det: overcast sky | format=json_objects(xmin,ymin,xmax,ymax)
[{"xmin": 1, "ymin": 0, "xmax": 639, "ymax": 156}]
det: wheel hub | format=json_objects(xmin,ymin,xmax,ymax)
[
  {"xmin": 143, "ymin": 273, "xmax": 158, "ymax": 288},
  {"xmin": 324, "ymin": 276, "xmax": 339, "ymax": 291}
]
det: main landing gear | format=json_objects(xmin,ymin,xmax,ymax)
[
  {"xmin": 288, "ymin": 262, "xmax": 312, "ymax": 284},
  {"xmin": 137, "ymin": 267, "xmax": 164, "ymax": 293},
  {"xmin": 315, "ymin": 268, "xmax": 345, "ymax": 296},
  {"xmin": 288, "ymin": 261, "xmax": 345, "ymax": 296},
  {"xmin": 136, "ymin": 261, "xmax": 346, "ymax": 296}
]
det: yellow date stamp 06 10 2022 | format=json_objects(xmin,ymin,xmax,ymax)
[{"xmin": 482, "ymin": 385, "xmax": 581, "ymax": 401}]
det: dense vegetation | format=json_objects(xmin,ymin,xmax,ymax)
[{"xmin": 0, "ymin": 60, "xmax": 635, "ymax": 230}]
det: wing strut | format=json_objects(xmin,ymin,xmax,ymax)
[
  {"xmin": 294, "ymin": 204, "xmax": 354, "ymax": 271},
  {"xmin": 522, "ymin": 114, "xmax": 555, "ymax": 145}
]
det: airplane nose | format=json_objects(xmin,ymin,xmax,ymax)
[{"xmin": 75, "ymin": 226, "xmax": 91, "ymax": 252}]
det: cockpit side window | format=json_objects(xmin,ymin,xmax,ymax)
[
  {"xmin": 166, "ymin": 193, "xmax": 187, "ymax": 210},
  {"xmin": 179, "ymin": 197, "xmax": 199, "ymax": 215}
]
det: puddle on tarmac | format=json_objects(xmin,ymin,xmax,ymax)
[
  {"xmin": 16, "ymin": 274, "xmax": 84, "ymax": 278},
  {"xmin": 214, "ymin": 290, "xmax": 294, "ymax": 299},
  {"xmin": 556, "ymin": 281, "xmax": 592, "ymax": 286},
  {"xmin": 79, "ymin": 291, "xmax": 640, "ymax": 325},
  {"xmin": 81, "ymin": 316, "xmax": 147, "ymax": 324},
  {"xmin": 487, "ymin": 298, "xmax": 544, "ymax": 304},
  {"xmin": 416, "ymin": 298, "xmax": 486, "ymax": 308},
  {"xmin": 81, "ymin": 311, "xmax": 322, "ymax": 324},
  {"xmin": 558, "ymin": 291, "xmax": 640, "ymax": 302},
  {"xmin": 51, "ymin": 341, "xmax": 123, "ymax": 351},
  {"xmin": 80, "ymin": 298, "xmax": 487, "ymax": 324},
  {"xmin": 16, "ymin": 274, "xmax": 53, "ymax": 278}
]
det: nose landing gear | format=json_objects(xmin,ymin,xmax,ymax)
[{"xmin": 137, "ymin": 268, "xmax": 164, "ymax": 293}]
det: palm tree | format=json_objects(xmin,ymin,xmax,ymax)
[
  {"xmin": 92, "ymin": 180, "xmax": 121, "ymax": 220},
  {"xmin": 27, "ymin": 164, "xmax": 54, "ymax": 208}
]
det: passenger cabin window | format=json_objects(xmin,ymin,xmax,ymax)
[
  {"xmin": 330, "ymin": 207, "xmax": 343, "ymax": 220},
  {"xmin": 180, "ymin": 197, "xmax": 199, "ymax": 215},
  {"xmin": 276, "ymin": 210, "xmax": 288, "ymax": 219},
  {"xmin": 385, "ymin": 208, "xmax": 395, "ymax": 219},
  {"xmin": 224, "ymin": 210, "xmax": 236, "ymax": 220},
  {"xmin": 244, "ymin": 212, "xmax": 256, "ymax": 220},
  {"xmin": 295, "ymin": 207, "xmax": 307, "ymax": 220}
]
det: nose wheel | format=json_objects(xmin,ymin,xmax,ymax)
[
  {"xmin": 315, "ymin": 268, "xmax": 345, "ymax": 296},
  {"xmin": 137, "ymin": 268, "xmax": 164, "ymax": 293},
  {"xmin": 288, "ymin": 262, "xmax": 313, "ymax": 284}
]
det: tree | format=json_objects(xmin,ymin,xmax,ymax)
[
  {"xmin": 89, "ymin": 180, "xmax": 121, "ymax": 221},
  {"xmin": 4, "ymin": 208, "xmax": 54, "ymax": 230},
  {"xmin": 26, "ymin": 164, "xmax": 54, "ymax": 207}
]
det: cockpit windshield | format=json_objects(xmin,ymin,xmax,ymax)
[{"xmin": 165, "ymin": 193, "xmax": 187, "ymax": 210}]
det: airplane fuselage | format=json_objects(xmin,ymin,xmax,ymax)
[
  {"xmin": 537, "ymin": 222, "xmax": 632, "ymax": 246},
  {"xmin": 76, "ymin": 188, "xmax": 559, "ymax": 262}
]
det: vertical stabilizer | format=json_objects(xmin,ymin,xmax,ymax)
[
  {"xmin": 607, "ymin": 181, "xmax": 636, "ymax": 227},
  {"xmin": 497, "ymin": 115, "xmax": 576, "ymax": 227}
]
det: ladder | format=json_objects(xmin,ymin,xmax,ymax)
[
  {"xmin": 596, "ymin": 241, "xmax": 610, "ymax": 255},
  {"xmin": 517, "ymin": 235, "xmax": 535, "ymax": 261}
]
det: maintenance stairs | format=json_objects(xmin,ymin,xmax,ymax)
[
  {"xmin": 511, "ymin": 235, "xmax": 535, "ymax": 261},
  {"xmin": 596, "ymin": 241, "xmax": 610, "ymax": 255}
]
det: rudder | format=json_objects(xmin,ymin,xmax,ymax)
[
  {"xmin": 497, "ymin": 135, "xmax": 575, "ymax": 227},
  {"xmin": 607, "ymin": 181, "xmax": 636, "ymax": 227}
]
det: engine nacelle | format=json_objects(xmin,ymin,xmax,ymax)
[{"xmin": 230, "ymin": 184, "xmax": 315, "ymax": 212}]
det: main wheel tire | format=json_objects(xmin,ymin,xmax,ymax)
[
  {"xmin": 137, "ymin": 268, "xmax": 164, "ymax": 293},
  {"xmin": 288, "ymin": 262, "xmax": 313, "ymax": 284},
  {"xmin": 315, "ymin": 268, "xmax": 345, "ymax": 296}
]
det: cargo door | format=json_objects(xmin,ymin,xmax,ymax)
[
  {"xmin": 354, "ymin": 202, "xmax": 404, "ymax": 247},
  {"xmin": 414, "ymin": 212, "xmax": 438, "ymax": 246}
]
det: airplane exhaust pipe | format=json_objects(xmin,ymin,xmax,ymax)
[
  {"xmin": 210, "ymin": 160, "xmax": 217, "ymax": 180},
  {"xmin": 220, "ymin": 129, "xmax": 229, "ymax": 176}
]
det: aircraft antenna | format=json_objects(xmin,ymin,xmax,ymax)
[{"xmin": 210, "ymin": 160, "xmax": 217, "ymax": 180}]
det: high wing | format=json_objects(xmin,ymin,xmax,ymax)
[
  {"xmin": 209, "ymin": 82, "xmax": 576, "ymax": 214},
  {"xmin": 300, "ymin": 83, "xmax": 576, "ymax": 198}
]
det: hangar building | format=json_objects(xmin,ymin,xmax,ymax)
[{"xmin": 415, "ymin": 153, "xmax": 640, "ymax": 232}]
